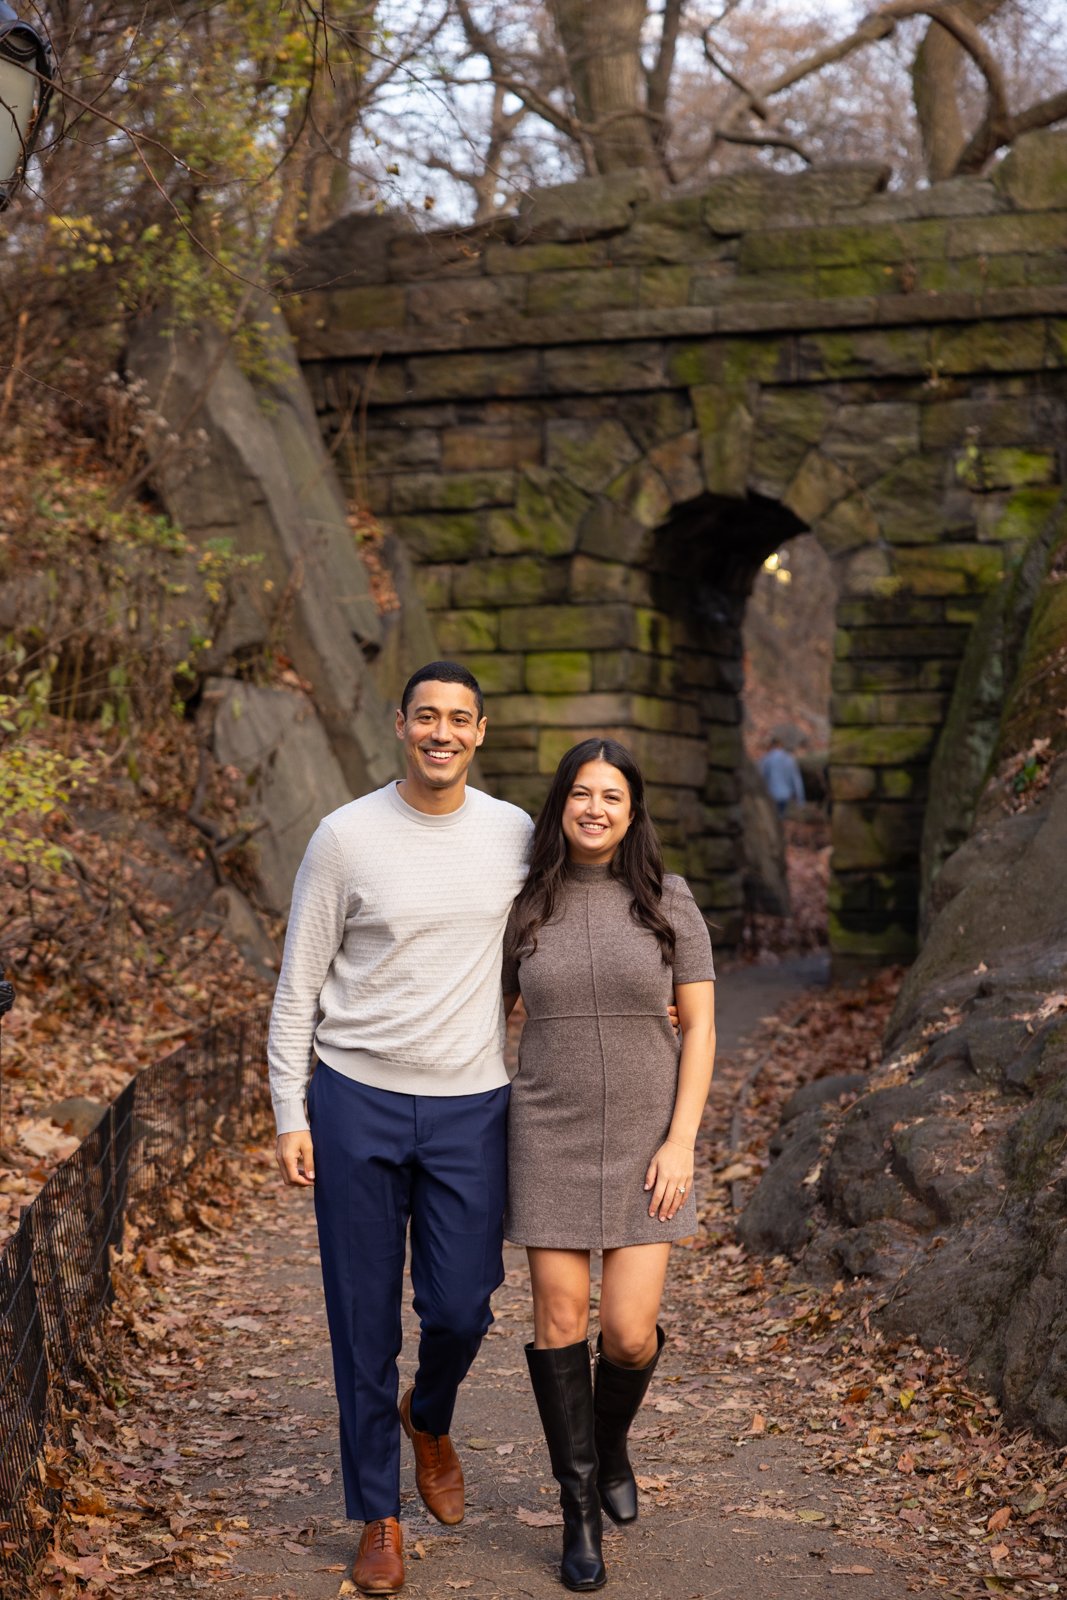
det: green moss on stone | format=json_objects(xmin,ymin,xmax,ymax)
[
  {"xmin": 639, "ymin": 266, "xmax": 691, "ymax": 308},
  {"xmin": 546, "ymin": 418, "xmax": 641, "ymax": 495},
  {"xmin": 527, "ymin": 268, "xmax": 638, "ymax": 317},
  {"xmin": 978, "ymin": 487, "xmax": 1061, "ymax": 544},
  {"xmin": 393, "ymin": 511, "xmax": 487, "ymax": 562},
  {"xmin": 525, "ymin": 651, "xmax": 594, "ymax": 693},
  {"xmin": 392, "ymin": 470, "xmax": 516, "ymax": 514},
  {"xmin": 452, "ymin": 556, "xmax": 565, "ymax": 607},
  {"xmin": 830, "ymin": 726, "xmax": 936, "ymax": 765},
  {"xmin": 893, "ymin": 543, "xmax": 1004, "ymax": 595},
  {"xmin": 434, "ymin": 609, "xmax": 499, "ymax": 651}
]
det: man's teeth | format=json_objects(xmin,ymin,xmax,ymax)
[{"xmin": 424, "ymin": 750, "xmax": 454, "ymax": 760}]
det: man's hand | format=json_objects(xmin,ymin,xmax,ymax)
[{"xmin": 277, "ymin": 1130, "xmax": 315, "ymax": 1187}]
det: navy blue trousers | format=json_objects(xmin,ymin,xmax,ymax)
[{"xmin": 306, "ymin": 1063, "xmax": 509, "ymax": 1522}]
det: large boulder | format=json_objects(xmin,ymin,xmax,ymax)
[
  {"xmin": 209, "ymin": 680, "xmax": 352, "ymax": 914},
  {"xmin": 740, "ymin": 520, "xmax": 1067, "ymax": 1441}
]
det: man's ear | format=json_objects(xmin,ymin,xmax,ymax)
[
  {"xmin": 475, "ymin": 716, "xmax": 487, "ymax": 747},
  {"xmin": 395, "ymin": 708, "xmax": 406, "ymax": 739}
]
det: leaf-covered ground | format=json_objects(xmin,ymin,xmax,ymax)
[{"xmin": 23, "ymin": 969, "xmax": 1066, "ymax": 1600}]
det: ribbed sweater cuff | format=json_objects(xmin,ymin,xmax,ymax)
[{"xmin": 273, "ymin": 1096, "xmax": 310, "ymax": 1137}]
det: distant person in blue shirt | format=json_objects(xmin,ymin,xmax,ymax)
[{"xmin": 759, "ymin": 736, "xmax": 806, "ymax": 817}]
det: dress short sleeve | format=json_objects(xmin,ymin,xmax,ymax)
[
  {"xmin": 501, "ymin": 903, "xmax": 521, "ymax": 993},
  {"xmin": 666, "ymin": 876, "xmax": 715, "ymax": 984}
]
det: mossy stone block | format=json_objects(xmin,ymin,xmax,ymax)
[
  {"xmin": 546, "ymin": 418, "xmax": 641, "ymax": 494},
  {"xmin": 830, "ymin": 725, "xmax": 936, "ymax": 765},
  {"xmin": 894, "ymin": 543, "xmax": 1004, "ymax": 595},
  {"xmin": 393, "ymin": 512, "xmax": 487, "ymax": 562},
  {"xmin": 828, "ymin": 916, "xmax": 916, "ymax": 960},
  {"xmin": 868, "ymin": 456, "xmax": 966, "ymax": 544},
  {"xmin": 577, "ymin": 498, "xmax": 655, "ymax": 565},
  {"xmin": 488, "ymin": 470, "xmax": 588, "ymax": 558},
  {"xmin": 836, "ymin": 624, "xmax": 968, "ymax": 660},
  {"xmin": 493, "ymin": 774, "xmax": 550, "ymax": 815},
  {"xmin": 484, "ymin": 240, "xmax": 608, "ymax": 274},
  {"xmin": 830, "ymin": 800, "xmax": 924, "ymax": 870},
  {"xmin": 527, "ymin": 267, "xmax": 638, "ymax": 317},
  {"xmin": 441, "ymin": 425, "xmax": 542, "ymax": 473},
  {"xmin": 795, "ymin": 327, "xmax": 930, "ymax": 381},
  {"xmin": 502, "ymin": 604, "xmax": 638, "ymax": 652},
  {"xmin": 955, "ymin": 447, "xmax": 1058, "ymax": 492},
  {"xmin": 739, "ymin": 217, "xmax": 947, "ymax": 272},
  {"xmin": 486, "ymin": 691, "xmax": 630, "ymax": 729},
  {"xmin": 706, "ymin": 723, "xmax": 743, "ymax": 770},
  {"xmin": 830, "ymin": 766, "xmax": 878, "ymax": 801},
  {"xmin": 606, "ymin": 461, "xmax": 673, "ymax": 529},
  {"xmin": 817, "ymin": 491, "xmax": 880, "ymax": 554},
  {"xmin": 452, "ymin": 556, "xmax": 566, "ymax": 608},
  {"xmin": 977, "ymin": 487, "xmax": 1062, "ymax": 544},
  {"xmin": 593, "ymin": 650, "xmax": 676, "ymax": 695},
  {"xmin": 407, "ymin": 350, "xmax": 541, "ymax": 402},
  {"xmin": 392, "ymin": 470, "xmax": 516, "ymax": 514},
  {"xmin": 326, "ymin": 285, "xmax": 407, "ymax": 332},
  {"xmin": 947, "ymin": 211, "xmax": 1067, "ymax": 258},
  {"xmin": 632, "ymin": 695, "xmax": 702, "ymax": 736},
  {"xmin": 413, "ymin": 564, "xmax": 452, "ymax": 609},
  {"xmin": 639, "ymin": 266, "xmax": 691, "ymax": 308},
  {"xmin": 543, "ymin": 342, "xmax": 669, "ymax": 394},
  {"xmin": 647, "ymin": 432, "xmax": 704, "ymax": 504},
  {"xmin": 784, "ymin": 450, "xmax": 857, "ymax": 525},
  {"xmin": 931, "ymin": 320, "xmax": 1046, "ymax": 377},
  {"xmin": 691, "ymin": 387, "xmax": 753, "ymax": 500},
  {"xmin": 434, "ymin": 609, "xmax": 499, "ymax": 651},
  {"xmin": 570, "ymin": 556, "xmax": 653, "ymax": 605},
  {"xmin": 525, "ymin": 651, "xmax": 593, "ymax": 694},
  {"xmin": 462, "ymin": 652, "xmax": 524, "ymax": 694}
]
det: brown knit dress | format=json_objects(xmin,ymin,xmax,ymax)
[{"xmin": 501, "ymin": 866, "xmax": 715, "ymax": 1249}]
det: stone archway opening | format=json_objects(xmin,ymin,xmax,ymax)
[
  {"xmin": 740, "ymin": 532, "xmax": 838, "ymax": 951},
  {"xmin": 637, "ymin": 489, "xmax": 807, "ymax": 946}
]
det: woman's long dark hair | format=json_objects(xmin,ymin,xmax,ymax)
[{"xmin": 510, "ymin": 737, "xmax": 675, "ymax": 964}]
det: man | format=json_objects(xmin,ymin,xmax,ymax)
[
  {"xmin": 758, "ymin": 734, "xmax": 806, "ymax": 817},
  {"xmin": 268, "ymin": 661, "xmax": 533, "ymax": 1596}
]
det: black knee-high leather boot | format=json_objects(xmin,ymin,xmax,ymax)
[
  {"xmin": 525, "ymin": 1341, "xmax": 606, "ymax": 1592},
  {"xmin": 593, "ymin": 1326, "xmax": 665, "ymax": 1524}
]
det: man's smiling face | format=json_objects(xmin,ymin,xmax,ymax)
[{"xmin": 396, "ymin": 680, "xmax": 486, "ymax": 799}]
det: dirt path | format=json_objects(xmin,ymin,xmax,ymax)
[{"xmin": 90, "ymin": 959, "xmax": 947, "ymax": 1600}]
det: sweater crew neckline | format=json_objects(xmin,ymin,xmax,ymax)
[
  {"xmin": 387, "ymin": 779, "xmax": 470, "ymax": 827},
  {"xmin": 566, "ymin": 861, "xmax": 615, "ymax": 882}
]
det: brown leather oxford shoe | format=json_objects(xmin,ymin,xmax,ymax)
[
  {"xmin": 399, "ymin": 1385, "xmax": 465, "ymax": 1525},
  {"xmin": 352, "ymin": 1516, "xmax": 404, "ymax": 1596}
]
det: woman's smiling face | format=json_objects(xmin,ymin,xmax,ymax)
[{"xmin": 561, "ymin": 759, "xmax": 634, "ymax": 865}]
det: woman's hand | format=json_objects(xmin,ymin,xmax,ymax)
[{"xmin": 644, "ymin": 1137, "xmax": 694, "ymax": 1222}]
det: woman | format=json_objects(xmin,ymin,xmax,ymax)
[{"xmin": 502, "ymin": 738, "xmax": 716, "ymax": 1592}]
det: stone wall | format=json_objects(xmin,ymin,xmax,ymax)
[{"xmin": 288, "ymin": 132, "xmax": 1067, "ymax": 959}]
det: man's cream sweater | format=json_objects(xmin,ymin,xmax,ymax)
[{"xmin": 267, "ymin": 781, "xmax": 533, "ymax": 1135}]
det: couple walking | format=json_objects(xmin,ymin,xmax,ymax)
[{"xmin": 267, "ymin": 660, "xmax": 716, "ymax": 1594}]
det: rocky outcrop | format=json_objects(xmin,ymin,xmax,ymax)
[
  {"xmin": 740, "ymin": 514, "xmax": 1067, "ymax": 1441},
  {"xmin": 127, "ymin": 306, "xmax": 404, "ymax": 821}
]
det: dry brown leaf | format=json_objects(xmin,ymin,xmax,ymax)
[{"xmin": 515, "ymin": 1506, "xmax": 564, "ymax": 1528}]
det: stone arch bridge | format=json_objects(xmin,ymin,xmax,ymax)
[{"xmin": 288, "ymin": 133, "xmax": 1067, "ymax": 961}]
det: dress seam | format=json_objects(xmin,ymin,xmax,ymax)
[{"xmin": 585, "ymin": 886, "xmax": 609, "ymax": 1251}]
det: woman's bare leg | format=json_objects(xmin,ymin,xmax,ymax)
[
  {"xmin": 598, "ymin": 1243, "xmax": 671, "ymax": 1366},
  {"xmin": 527, "ymin": 1248, "xmax": 592, "ymax": 1349}
]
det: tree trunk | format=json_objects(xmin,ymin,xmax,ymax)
[
  {"xmin": 911, "ymin": 0, "xmax": 1006, "ymax": 182},
  {"xmin": 548, "ymin": 0, "xmax": 661, "ymax": 174}
]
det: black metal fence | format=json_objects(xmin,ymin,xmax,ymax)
[{"xmin": 0, "ymin": 1005, "xmax": 271, "ymax": 1580}]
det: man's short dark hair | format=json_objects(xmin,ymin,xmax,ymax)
[{"xmin": 400, "ymin": 661, "xmax": 484, "ymax": 719}]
